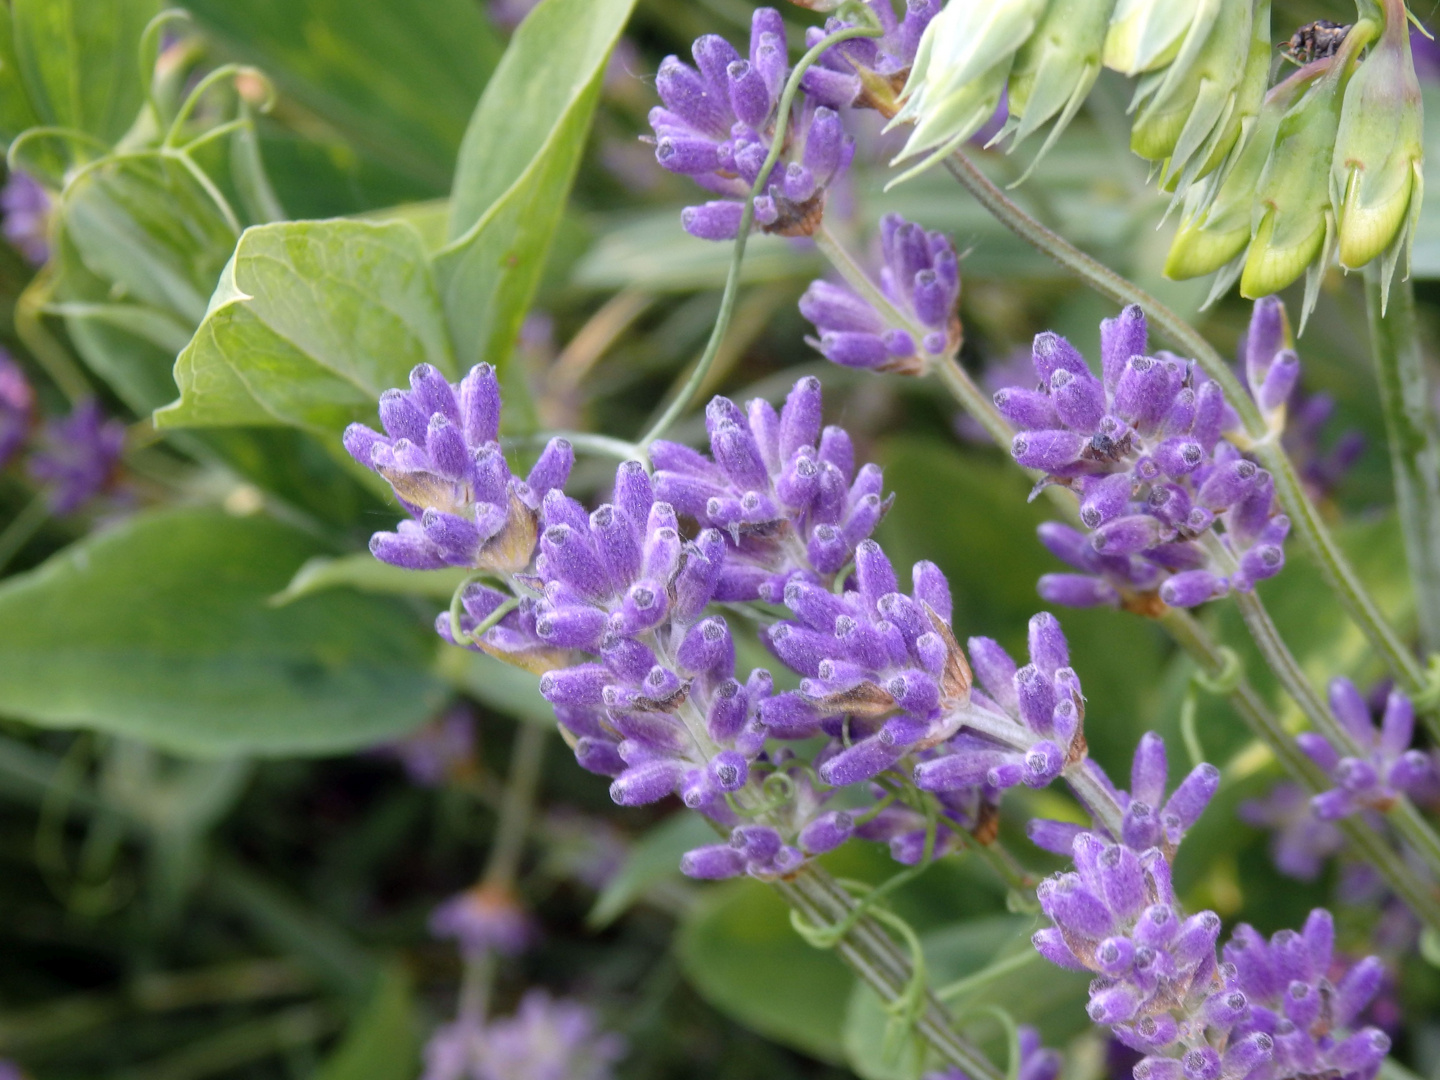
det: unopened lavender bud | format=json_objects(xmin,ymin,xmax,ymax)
[
  {"xmin": 799, "ymin": 810, "xmax": 854, "ymax": 855},
  {"xmin": 1181, "ymin": 1046, "xmax": 1221, "ymax": 1080},
  {"xmin": 610, "ymin": 760, "xmax": 685, "ymax": 805},
  {"xmin": 1091, "ymin": 514, "xmax": 1166, "ymax": 556},
  {"xmin": 681, "ymin": 844, "xmax": 747, "ymax": 879},
  {"xmin": 1087, "ymin": 984, "xmax": 1140, "ymax": 1025}
]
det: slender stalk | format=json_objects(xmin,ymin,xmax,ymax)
[
  {"xmin": 483, "ymin": 723, "xmax": 547, "ymax": 889},
  {"xmin": 1365, "ymin": 269, "xmax": 1440, "ymax": 660},
  {"xmin": 778, "ymin": 866, "xmax": 1004, "ymax": 1080},
  {"xmin": 941, "ymin": 149, "xmax": 1428, "ymax": 705},
  {"xmin": 639, "ymin": 24, "xmax": 881, "ymax": 448},
  {"xmin": 506, "ymin": 431, "xmax": 645, "ymax": 465},
  {"xmin": 0, "ymin": 494, "xmax": 50, "ymax": 575}
]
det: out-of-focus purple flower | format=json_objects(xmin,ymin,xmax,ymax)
[
  {"xmin": 488, "ymin": 0, "xmax": 539, "ymax": 31},
  {"xmin": 1, "ymin": 171, "xmax": 50, "ymax": 265},
  {"xmin": 799, "ymin": 213, "xmax": 961, "ymax": 374},
  {"xmin": 954, "ymin": 349, "xmax": 1035, "ymax": 445},
  {"xmin": 380, "ymin": 707, "xmax": 477, "ymax": 787},
  {"xmin": 1027, "ymin": 732, "xmax": 1219, "ymax": 859},
  {"xmin": 423, "ymin": 992, "xmax": 624, "ymax": 1080},
  {"xmin": 647, "ymin": 9, "xmax": 855, "ymax": 240},
  {"xmin": 429, "ymin": 882, "xmax": 536, "ymax": 959},
  {"xmin": 1002, "ymin": 302, "xmax": 1290, "ymax": 611},
  {"xmin": 1299, "ymin": 679, "xmax": 1440, "ymax": 820},
  {"xmin": 475, "ymin": 991, "xmax": 625, "ymax": 1080},
  {"xmin": 652, "ymin": 376, "xmax": 891, "ymax": 603},
  {"xmin": 922, "ymin": 1026, "xmax": 1059, "ymax": 1080},
  {"xmin": 801, "ymin": 1, "xmax": 942, "ymax": 115},
  {"xmin": 0, "ymin": 350, "xmax": 34, "ymax": 468},
  {"xmin": 26, "ymin": 399, "xmax": 124, "ymax": 514},
  {"xmin": 540, "ymin": 809, "xmax": 628, "ymax": 891},
  {"xmin": 344, "ymin": 363, "xmax": 573, "ymax": 573},
  {"xmin": 1222, "ymin": 911, "xmax": 1392, "ymax": 1080},
  {"xmin": 1238, "ymin": 781, "xmax": 1345, "ymax": 881},
  {"xmin": 1284, "ymin": 389, "xmax": 1364, "ymax": 503}
]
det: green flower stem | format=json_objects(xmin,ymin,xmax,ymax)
[
  {"xmin": 1365, "ymin": 269, "xmax": 1440, "ymax": 662},
  {"xmin": 778, "ymin": 865, "xmax": 1004, "ymax": 1080},
  {"xmin": 934, "ymin": 948, "xmax": 1042, "ymax": 1002},
  {"xmin": 0, "ymin": 494, "xmax": 51, "ymax": 576},
  {"xmin": 638, "ymin": 24, "xmax": 882, "ymax": 449},
  {"xmin": 506, "ymin": 431, "xmax": 645, "ymax": 465},
  {"xmin": 941, "ymin": 149, "xmax": 1428, "ymax": 708},
  {"xmin": 1161, "ymin": 606, "xmax": 1440, "ymax": 929},
  {"xmin": 483, "ymin": 722, "xmax": 547, "ymax": 890}
]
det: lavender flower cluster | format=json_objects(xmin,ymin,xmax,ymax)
[
  {"xmin": 647, "ymin": 8, "xmax": 855, "ymax": 240},
  {"xmin": 0, "ymin": 350, "xmax": 124, "ymax": 517},
  {"xmin": 425, "ymin": 991, "xmax": 624, "ymax": 1080},
  {"xmin": 995, "ymin": 303, "xmax": 1290, "ymax": 612}
]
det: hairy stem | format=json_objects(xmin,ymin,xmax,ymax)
[
  {"xmin": 942, "ymin": 149, "xmax": 1427, "ymax": 707},
  {"xmin": 778, "ymin": 865, "xmax": 1004, "ymax": 1080},
  {"xmin": 1365, "ymin": 269, "xmax": 1440, "ymax": 665}
]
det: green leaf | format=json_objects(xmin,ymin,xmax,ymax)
[
  {"xmin": 676, "ymin": 878, "xmax": 854, "ymax": 1063},
  {"xmin": 588, "ymin": 813, "xmax": 712, "ymax": 929},
  {"xmin": 56, "ymin": 152, "xmax": 238, "ymax": 327},
  {"xmin": 156, "ymin": 219, "xmax": 457, "ymax": 434},
  {"xmin": 10, "ymin": 0, "xmax": 157, "ymax": 144},
  {"xmin": 185, "ymin": 0, "xmax": 502, "ymax": 193},
  {"xmin": 435, "ymin": 649, "xmax": 557, "ymax": 729},
  {"xmin": 0, "ymin": 507, "xmax": 446, "ymax": 757},
  {"xmin": 843, "ymin": 918, "xmax": 1089, "ymax": 1080},
  {"xmin": 311, "ymin": 963, "xmax": 418, "ymax": 1080},
  {"xmin": 0, "ymin": 7, "xmax": 41, "ymax": 145},
  {"xmin": 434, "ymin": 0, "xmax": 635, "ymax": 370},
  {"xmin": 273, "ymin": 553, "xmax": 469, "ymax": 605}
]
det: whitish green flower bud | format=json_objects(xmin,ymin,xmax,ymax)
[
  {"xmin": 1130, "ymin": 0, "xmax": 1251, "ymax": 173},
  {"xmin": 1332, "ymin": 0, "xmax": 1424, "ymax": 278},
  {"xmin": 1240, "ymin": 22, "xmax": 1376, "ymax": 303},
  {"xmin": 1103, "ymin": 0, "xmax": 1194, "ymax": 75},
  {"xmin": 998, "ymin": 0, "xmax": 1116, "ymax": 179},
  {"xmin": 890, "ymin": 0, "xmax": 1046, "ymax": 179},
  {"xmin": 1172, "ymin": 0, "xmax": 1272, "ymax": 188}
]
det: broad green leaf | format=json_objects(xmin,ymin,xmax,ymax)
[
  {"xmin": 185, "ymin": 0, "xmax": 501, "ymax": 193},
  {"xmin": 588, "ymin": 813, "xmax": 713, "ymax": 929},
  {"xmin": 0, "ymin": 507, "xmax": 445, "ymax": 757},
  {"xmin": 274, "ymin": 553, "xmax": 468, "ymax": 605},
  {"xmin": 156, "ymin": 219, "xmax": 456, "ymax": 434},
  {"xmin": 0, "ymin": 7, "xmax": 40, "ymax": 145},
  {"xmin": 434, "ymin": 0, "xmax": 636, "ymax": 370},
  {"xmin": 57, "ymin": 152, "xmax": 239, "ymax": 327},
  {"xmin": 676, "ymin": 878, "xmax": 854, "ymax": 1063},
  {"xmin": 844, "ymin": 918, "xmax": 1089, "ymax": 1080},
  {"xmin": 10, "ymin": 0, "xmax": 157, "ymax": 144},
  {"xmin": 436, "ymin": 649, "xmax": 556, "ymax": 729},
  {"xmin": 312, "ymin": 963, "xmax": 418, "ymax": 1080}
]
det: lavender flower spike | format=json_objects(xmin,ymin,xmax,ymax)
[
  {"xmin": 1299, "ymin": 678, "xmax": 1440, "ymax": 820},
  {"xmin": 651, "ymin": 376, "xmax": 892, "ymax": 602},
  {"xmin": 648, "ymin": 8, "xmax": 855, "ymax": 240},
  {"xmin": 1238, "ymin": 781, "xmax": 1345, "ymax": 881},
  {"xmin": 1003, "ymin": 305, "xmax": 1291, "ymax": 611},
  {"xmin": 924, "ymin": 1025, "xmax": 1059, "ymax": 1080},
  {"xmin": 0, "ymin": 350, "xmax": 34, "ymax": 469},
  {"xmin": 801, "ymin": 1, "xmax": 942, "ymax": 116},
  {"xmin": 1, "ymin": 171, "xmax": 51, "ymax": 265},
  {"xmin": 428, "ymin": 881, "xmax": 535, "ymax": 958},
  {"xmin": 800, "ymin": 213, "xmax": 962, "ymax": 375},
  {"xmin": 424, "ymin": 991, "xmax": 625, "ymax": 1080},
  {"xmin": 344, "ymin": 363, "xmax": 573, "ymax": 573},
  {"xmin": 27, "ymin": 399, "xmax": 125, "ymax": 514}
]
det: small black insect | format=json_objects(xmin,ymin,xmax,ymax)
[{"xmin": 1281, "ymin": 20, "xmax": 1351, "ymax": 65}]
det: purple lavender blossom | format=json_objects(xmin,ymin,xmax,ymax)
[
  {"xmin": 1298, "ymin": 679, "xmax": 1440, "ymax": 819},
  {"xmin": 423, "ymin": 992, "xmax": 624, "ymax": 1080},
  {"xmin": 651, "ymin": 376, "xmax": 890, "ymax": 603},
  {"xmin": 647, "ymin": 9, "xmax": 855, "ymax": 240},
  {"xmin": 1, "ymin": 171, "xmax": 50, "ymax": 265},
  {"xmin": 0, "ymin": 350, "xmax": 34, "ymax": 468},
  {"xmin": 1285, "ymin": 390, "xmax": 1364, "ymax": 503},
  {"xmin": 534, "ymin": 458, "xmax": 768, "ymax": 819},
  {"xmin": 488, "ymin": 0, "xmax": 538, "ymax": 31},
  {"xmin": 429, "ymin": 882, "xmax": 536, "ymax": 958},
  {"xmin": 801, "ymin": 1, "xmax": 942, "ymax": 115},
  {"xmin": 343, "ymin": 363, "xmax": 573, "ymax": 573},
  {"xmin": 380, "ymin": 707, "xmax": 477, "ymax": 787},
  {"xmin": 1221, "ymin": 911, "xmax": 1392, "ymax": 1080},
  {"xmin": 1027, "ymin": 732, "xmax": 1220, "ymax": 859},
  {"xmin": 1002, "ymin": 304, "xmax": 1290, "ymax": 611},
  {"xmin": 923, "ymin": 1026, "xmax": 1059, "ymax": 1080},
  {"xmin": 1238, "ymin": 781, "xmax": 1345, "ymax": 881},
  {"xmin": 26, "ymin": 399, "xmax": 124, "ymax": 514},
  {"xmin": 799, "ymin": 213, "xmax": 962, "ymax": 374}
]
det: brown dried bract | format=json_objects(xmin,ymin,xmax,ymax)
[{"xmin": 762, "ymin": 190, "xmax": 826, "ymax": 237}]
